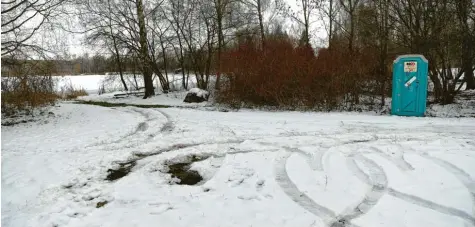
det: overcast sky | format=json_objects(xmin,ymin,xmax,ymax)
[{"xmin": 62, "ymin": 0, "xmax": 328, "ymax": 57}]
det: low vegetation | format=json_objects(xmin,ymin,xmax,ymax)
[
  {"xmin": 218, "ymin": 37, "xmax": 385, "ymax": 111},
  {"xmin": 59, "ymin": 80, "xmax": 89, "ymax": 100},
  {"xmin": 1, "ymin": 60, "xmax": 59, "ymax": 117}
]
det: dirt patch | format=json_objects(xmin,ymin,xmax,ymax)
[
  {"xmin": 106, "ymin": 161, "xmax": 136, "ymax": 181},
  {"xmin": 165, "ymin": 155, "xmax": 209, "ymax": 185},
  {"xmin": 96, "ymin": 201, "xmax": 108, "ymax": 208},
  {"xmin": 1, "ymin": 119, "xmax": 36, "ymax": 126}
]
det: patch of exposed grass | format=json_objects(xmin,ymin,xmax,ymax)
[
  {"xmin": 106, "ymin": 161, "xmax": 137, "ymax": 181},
  {"xmin": 96, "ymin": 201, "xmax": 108, "ymax": 208},
  {"xmin": 164, "ymin": 155, "xmax": 210, "ymax": 185},
  {"xmin": 75, "ymin": 100, "xmax": 172, "ymax": 108}
]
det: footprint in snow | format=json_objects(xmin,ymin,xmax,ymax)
[
  {"xmin": 237, "ymin": 195, "xmax": 261, "ymax": 201},
  {"xmin": 149, "ymin": 202, "xmax": 173, "ymax": 215}
]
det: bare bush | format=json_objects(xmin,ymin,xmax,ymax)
[
  {"xmin": 59, "ymin": 79, "xmax": 88, "ymax": 99},
  {"xmin": 218, "ymin": 38, "xmax": 378, "ymax": 110},
  {"xmin": 1, "ymin": 60, "xmax": 58, "ymax": 116}
]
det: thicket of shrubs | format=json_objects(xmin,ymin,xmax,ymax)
[
  {"xmin": 1, "ymin": 75, "xmax": 58, "ymax": 117},
  {"xmin": 218, "ymin": 37, "xmax": 389, "ymax": 110},
  {"xmin": 1, "ymin": 60, "xmax": 87, "ymax": 117}
]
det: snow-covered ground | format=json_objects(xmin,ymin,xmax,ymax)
[
  {"xmin": 76, "ymin": 90, "xmax": 208, "ymax": 108},
  {"xmin": 2, "ymin": 101, "xmax": 475, "ymax": 227}
]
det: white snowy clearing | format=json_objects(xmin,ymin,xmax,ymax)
[{"xmin": 2, "ymin": 101, "xmax": 475, "ymax": 227}]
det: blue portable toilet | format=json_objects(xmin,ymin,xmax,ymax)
[{"xmin": 391, "ymin": 54, "xmax": 429, "ymax": 117}]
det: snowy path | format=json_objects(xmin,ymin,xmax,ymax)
[{"xmin": 2, "ymin": 104, "xmax": 475, "ymax": 227}]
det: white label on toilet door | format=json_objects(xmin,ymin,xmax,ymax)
[{"xmin": 404, "ymin": 61, "xmax": 417, "ymax": 72}]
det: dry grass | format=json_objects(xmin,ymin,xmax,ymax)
[
  {"xmin": 64, "ymin": 88, "xmax": 88, "ymax": 100},
  {"xmin": 59, "ymin": 80, "xmax": 89, "ymax": 100},
  {"xmin": 1, "ymin": 76, "xmax": 59, "ymax": 117}
]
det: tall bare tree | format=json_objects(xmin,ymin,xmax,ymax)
[
  {"xmin": 455, "ymin": 0, "xmax": 475, "ymax": 90},
  {"xmin": 136, "ymin": 0, "xmax": 155, "ymax": 98}
]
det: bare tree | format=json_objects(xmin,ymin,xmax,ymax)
[
  {"xmin": 455, "ymin": 0, "xmax": 475, "ymax": 90},
  {"xmin": 135, "ymin": 0, "xmax": 155, "ymax": 98},
  {"xmin": 76, "ymin": 0, "xmax": 131, "ymax": 91},
  {"xmin": 166, "ymin": 0, "xmax": 193, "ymax": 90},
  {"xmin": 241, "ymin": 0, "xmax": 270, "ymax": 48},
  {"xmin": 338, "ymin": 0, "xmax": 360, "ymax": 52},
  {"xmin": 1, "ymin": 0, "xmax": 67, "ymax": 56}
]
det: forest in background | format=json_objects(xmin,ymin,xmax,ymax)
[{"xmin": 1, "ymin": 0, "xmax": 474, "ymax": 112}]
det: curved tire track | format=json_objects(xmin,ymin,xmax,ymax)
[
  {"xmin": 87, "ymin": 107, "xmax": 175, "ymax": 150},
  {"xmin": 274, "ymin": 151, "xmax": 336, "ymax": 223},
  {"xmin": 85, "ymin": 108, "xmax": 153, "ymax": 148},
  {"xmin": 333, "ymin": 154, "xmax": 388, "ymax": 227},
  {"xmin": 155, "ymin": 109, "xmax": 174, "ymax": 133},
  {"xmin": 271, "ymin": 139, "xmax": 383, "ymax": 227},
  {"xmin": 366, "ymin": 146, "xmax": 414, "ymax": 171},
  {"xmin": 421, "ymin": 154, "xmax": 475, "ymax": 223},
  {"xmin": 350, "ymin": 153, "xmax": 475, "ymax": 225}
]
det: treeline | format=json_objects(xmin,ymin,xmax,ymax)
[
  {"xmin": 2, "ymin": 54, "xmax": 183, "ymax": 76},
  {"xmin": 72, "ymin": 0, "xmax": 474, "ymax": 105},
  {"xmin": 2, "ymin": 0, "xmax": 474, "ymax": 108}
]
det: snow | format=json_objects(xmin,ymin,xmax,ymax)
[
  {"xmin": 2, "ymin": 101, "xmax": 475, "ymax": 227},
  {"xmin": 188, "ymin": 88, "xmax": 209, "ymax": 98},
  {"xmin": 54, "ymin": 74, "xmax": 201, "ymax": 95},
  {"xmin": 77, "ymin": 90, "xmax": 208, "ymax": 108},
  {"xmin": 56, "ymin": 76, "xmax": 104, "ymax": 94}
]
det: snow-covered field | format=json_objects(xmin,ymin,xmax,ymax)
[
  {"xmin": 2, "ymin": 101, "xmax": 475, "ymax": 227},
  {"xmin": 55, "ymin": 74, "xmax": 198, "ymax": 95}
]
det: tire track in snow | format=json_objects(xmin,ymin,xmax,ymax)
[
  {"xmin": 420, "ymin": 154, "xmax": 475, "ymax": 223},
  {"xmin": 366, "ymin": 146, "xmax": 414, "ymax": 171},
  {"xmin": 85, "ymin": 108, "xmax": 151, "ymax": 148},
  {"xmin": 349, "ymin": 153, "xmax": 475, "ymax": 225},
  {"xmin": 387, "ymin": 188, "xmax": 475, "ymax": 225},
  {"xmin": 155, "ymin": 109, "xmax": 174, "ymax": 133},
  {"xmin": 283, "ymin": 146, "xmax": 322, "ymax": 171},
  {"xmin": 87, "ymin": 107, "xmax": 175, "ymax": 150},
  {"xmin": 333, "ymin": 154, "xmax": 388, "ymax": 227},
  {"xmin": 270, "ymin": 138, "xmax": 384, "ymax": 227},
  {"xmin": 274, "ymin": 151, "xmax": 336, "ymax": 223}
]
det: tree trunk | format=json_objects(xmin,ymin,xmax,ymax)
[
  {"xmin": 159, "ymin": 37, "xmax": 169, "ymax": 89},
  {"xmin": 462, "ymin": 33, "xmax": 475, "ymax": 90},
  {"xmin": 456, "ymin": 0, "xmax": 475, "ymax": 90},
  {"xmin": 257, "ymin": 0, "xmax": 265, "ymax": 48},
  {"xmin": 349, "ymin": 12, "xmax": 355, "ymax": 52},
  {"xmin": 112, "ymin": 36, "xmax": 128, "ymax": 91},
  {"xmin": 107, "ymin": 0, "xmax": 127, "ymax": 92},
  {"xmin": 214, "ymin": 0, "xmax": 225, "ymax": 90},
  {"xmin": 328, "ymin": 0, "xmax": 333, "ymax": 49},
  {"xmin": 136, "ymin": 0, "xmax": 154, "ymax": 98},
  {"xmin": 379, "ymin": 0, "xmax": 389, "ymax": 107},
  {"xmin": 176, "ymin": 29, "xmax": 187, "ymax": 90}
]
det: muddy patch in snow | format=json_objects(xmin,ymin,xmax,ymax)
[
  {"xmin": 106, "ymin": 161, "xmax": 136, "ymax": 181},
  {"xmin": 96, "ymin": 200, "xmax": 108, "ymax": 208},
  {"xmin": 164, "ymin": 155, "xmax": 210, "ymax": 185}
]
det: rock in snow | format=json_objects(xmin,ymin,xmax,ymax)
[{"xmin": 183, "ymin": 88, "xmax": 209, "ymax": 103}]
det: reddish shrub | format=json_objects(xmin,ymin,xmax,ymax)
[{"xmin": 218, "ymin": 38, "xmax": 378, "ymax": 110}]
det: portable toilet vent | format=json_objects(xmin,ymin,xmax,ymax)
[{"xmin": 391, "ymin": 54, "xmax": 428, "ymax": 117}]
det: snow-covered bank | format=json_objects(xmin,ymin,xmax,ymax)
[{"xmin": 2, "ymin": 102, "xmax": 475, "ymax": 227}]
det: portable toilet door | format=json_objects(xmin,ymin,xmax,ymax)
[{"xmin": 391, "ymin": 54, "xmax": 429, "ymax": 117}]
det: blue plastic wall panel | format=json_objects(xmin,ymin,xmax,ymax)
[{"xmin": 391, "ymin": 54, "xmax": 429, "ymax": 117}]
